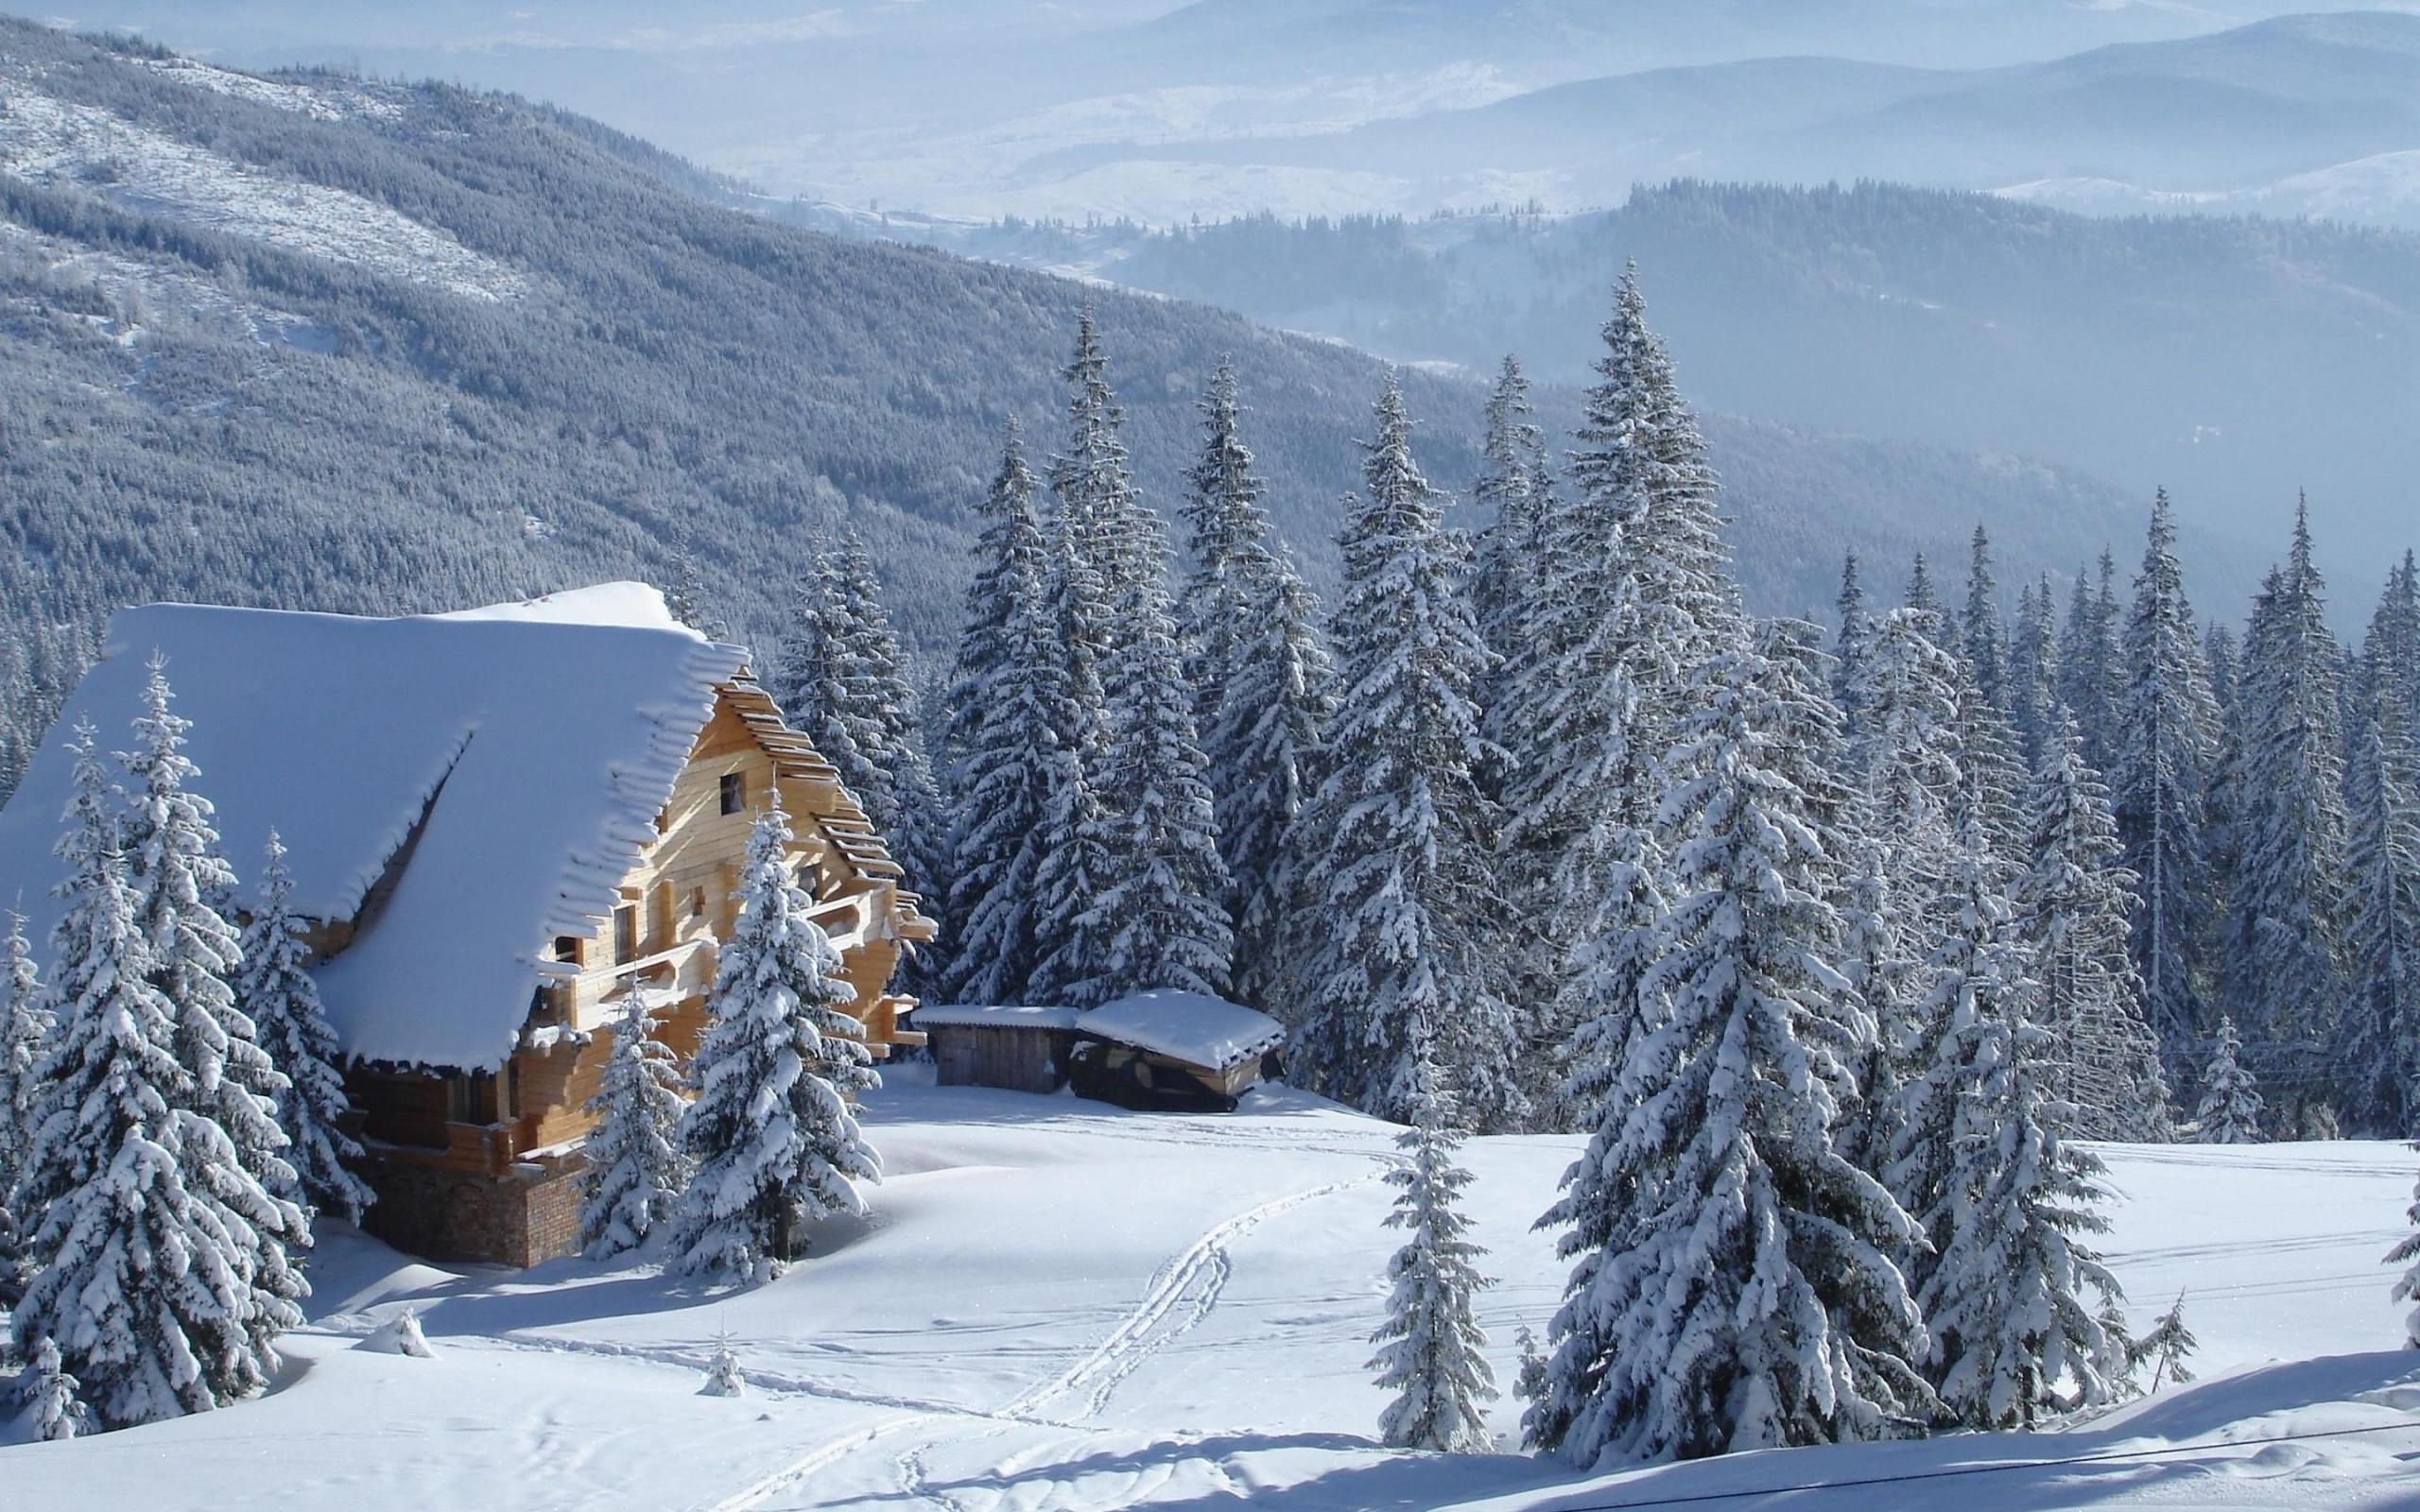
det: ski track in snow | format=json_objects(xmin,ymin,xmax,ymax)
[
  {"xmin": 699, "ymin": 1412, "xmax": 937, "ymax": 1512},
  {"xmin": 995, "ymin": 1167, "xmax": 1392, "ymax": 1425}
]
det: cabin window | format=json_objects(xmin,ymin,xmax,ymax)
[
  {"xmin": 689, "ymin": 886, "xmax": 707, "ymax": 920},
  {"xmin": 719, "ymin": 771, "xmax": 745, "ymax": 816},
  {"xmin": 614, "ymin": 906, "xmax": 638, "ymax": 965},
  {"xmin": 553, "ymin": 936, "xmax": 581, "ymax": 967}
]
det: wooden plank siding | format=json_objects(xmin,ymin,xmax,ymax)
[{"xmin": 351, "ymin": 677, "xmax": 937, "ymax": 1257}]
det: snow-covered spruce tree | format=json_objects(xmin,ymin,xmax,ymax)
[
  {"xmin": 1962, "ymin": 524, "xmax": 2010, "ymax": 716},
  {"xmin": 1914, "ymin": 868, "xmax": 2124, "ymax": 1423},
  {"xmin": 1506, "ymin": 269, "xmax": 1737, "ymax": 1104},
  {"xmin": 1832, "ymin": 553, "xmax": 1874, "ymax": 738},
  {"xmin": 1845, "ymin": 608, "xmax": 1964, "ymax": 920},
  {"xmin": 2335, "ymin": 693, "xmax": 2420, "ymax": 1137},
  {"xmin": 1905, "ymin": 551, "xmax": 1945, "ymax": 626},
  {"xmin": 2193, "ymin": 1018, "xmax": 2265, "ymax": 1143},
  {"xmin": 1888, "ymin": 783, "xmax": 2030, "ymax": 1293},
  {"xmin": 2134, "ymin": 1292, "xmax": 2197, "ymax": 1390},
  {"xmin": 1288, "ymin": 374, "xmax": 1520, "ymax": 1129},
  {"xmin": 2393, "ymin": 1173, "xmax": 2420, "ymax": 1348},
  {"xmin": 940, "ymin": 424, "xmax": 1063, "ymax": 1005},
  {"xmin": 2059, "ymin": 558, "xmax": 2122, "ymax": 773},
  {"xmin": 827, "ymin": 533, "xmax": 950, "ymax": 919},
  {"xmin": 234, "ymin": 831, "xmax": 372, "ymax": 1225},
  {"xmin": 2363, "ymin": 551, "xmax": 2420, "ymax": 734},
  {"xmin": 664, "ymin": 527, "xmax": 722, "ymax": 640},
  {"xmin": 1174, "ymin": 364, "xmax": 1333, "ymax": 1012},
  {"xmin": 0, "ymin": 907, "xmax": 46, "ymax": 1289},
  {"xmin": 2019, "ymin": 712, "xmax": 2171, "ymax": 1141},
  {"xmin": 10, "ymin": 786, "xmax": 275, "ymax": 1427},
  {"xmin": 669, "ymin": 800, "xmax": 878, "ymax": 1283},
  {"xmin": 1208, "ymin": 549, "xmax": 1331, "ymax": 1015},
  {"xmin": 2110, "ymin": 491, "xmax": 2222, "ymax": 1077},
  {"xmin": 768, "ymin": 548, "xmax": 866, "ymax": 782},
  {"xmin": 1368, "ymin": 1039, "xmax": 1497, "ymax": 1453},
  {"xmin": 1049, "ymin": 501, "xmax": 1236, "ymax": 1005},
  {"xmin": 1023, "ymin": 315, "xmax": 1144, "ymax": 1005},
  {"xmin": 1469, "ymin": 354, "xmax": 1554, "ymax": 691},
  {"xmin": 16, "ymin": 1335, "xmax": 87, "ymax": 1440},
  {"xmin": 1895, "ymin": 778, "xmax": 2128, "ymax": 1427},
  {"xmin": 117, "ymin": 660, "xmax": 309, "ymax": 1377},
  {"xmin": 579, "ymin": 978, "xmax": 689, "ymax": 1259},
  {"xmin": 2225, "ymin": 505, "xmax": 2347, "ymax": 1125},
  {"xmin": 2008, "ymin": 574, "xmax": 2062, "ymax": 772},
  {"xmin": 1528, "ymin": 636, "xmax": 1928, "ymax": 1464}
]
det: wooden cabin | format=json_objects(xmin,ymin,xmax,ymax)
[{"xmin": 0, "ymin": 584, "xmax": 934, "ymax": 1266}]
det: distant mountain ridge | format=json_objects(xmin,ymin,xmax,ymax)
[{"xmin": 0, "ymin": 19, "xmax": 2271, "ymax": 782}]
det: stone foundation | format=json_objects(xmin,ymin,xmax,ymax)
[{"xmin": 361, "ymin": 1147, "xmax": 590, "ymax": 1267}]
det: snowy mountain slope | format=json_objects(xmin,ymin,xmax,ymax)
[
  {"xmin": 0, "ymin": 65, "xmax": 528, "ymax": 301},
  {"xmin": 8, "ymin": 1071, "xmax": 2416, "ymax": 1508},
  {"xmin": 0, "ymin": 17, "xmax": 2236, "ymax": 765}
]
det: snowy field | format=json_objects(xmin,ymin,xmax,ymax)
[{"xmin": 9, "ymin": 1069, "xmax": 2420, "ymax": 1510}]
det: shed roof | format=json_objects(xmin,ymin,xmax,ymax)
[
  {"xmin": 0, "ymin": 584, "xmax": 746, "ymax": 1071},
  {"xmin": 911, "ymin": 1004, "xmax": 1083, "ymax": 1032},
  {"xmin": 1079, "ymin": 990, "xmax": 1285, "ymax": 1074}
]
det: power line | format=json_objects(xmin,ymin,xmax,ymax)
[{"xmin": 1542, "ymin": 1417, "xmax": 2420, "ymax": 1510}]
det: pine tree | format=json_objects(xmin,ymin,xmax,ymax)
[
  {"xmin": 1832, "ymin": 553, "xmax": 1873, "ymax": 736},
  {"xmin": 1845, "ymin": 609, "xmax": 1964, "ymax": 923},
  {"xmin": 2336, "ymin": 692, "xmax": 2420, "ymax": 1136},
  {"xmin": 1909, "ymin": 874, "xmax": 2125, "ymax": 1426},
  {"xmin": 1890, "ymin": 790, "xmax": 2033, "ymax": 1297},
  {"xmin": 700, "ymin": 1341, "xmax": 746, "ymax": 1398},
  {"xmin": 2110, "ymin": 491, "xmax": 2222, "ymax": 1077},
  {"xmin": 1906, "ymin": 552, "xmax": 1944, "ymax": 624},
  {"xmin": 1023, "ymin": 315, "xmax": 1142, "ymax": 1005},
  {"xmin": 10, "ymin": 798, "xmax": 280, "ymax": 1426},
  {"xmin": 669, "ymin": 802, "xmax": 878, "ymax": 1282},
  {"xmin": 2008, "ymin": 574, "xmax": 2062, "ymax": 771},
  {"xmin": 0, "ymin": 908, "xmax": 46, "ymax": 1291},
  {"xmin": 1368, "ymin": 1041, "xmax": 1497, "ymax": 1453},
  {"xmin": 940, "ymin": 424, "xmax": 1066, "ymax": 1005},
  {"xmin": 1962, "ymin": 524, "xmax": 2009, "ymax": 715},
  {"xmin": 1206, "ymin": 549, "xmax": 1331, "ymax": 1014},
  {"xmin": 2019, "ymin": 713, "xmax": 2171, "ymax": 1141},
  {"xmin": 579, "ymin": 979, "xmax": 689, "ymax": 1259},
  {"xmin": 1175, "ymin": 365, "xmax": 1333, "ymax": 1012},
  {"xmin": 767, "ymin": 549, "xmax": 865, "ymax": 782},
  {"xmin": 2059, "ymin": 561, "xmax": 2121, "ymax": 771},
  {"xmin": 2193, "ymin": 1019, "xmax": 2264, "ymax": 1143},
  {"xmin": 1501, "ymin": 270, "xmax": 1735, "ymax": 1106},
  {"xmin": 664, "ymin": 527, "xmax": 721, "ymax": 640},
  {"xmin": 116, "ymin": 661, "xmax": 309, "ymax": 1383},
  {"xmin": 1529, "ymin": 637, "xmax": 1927, "ymax": 1463},
  {"xmin": 1051, "ymin": 498, "xmax": 1235, "ymax": 1005},
  {"xmin": 15, "ymin": 1336, "xmax": 87, "ymax": 1441},
  {"xmin": 2226, "ymin": 505, "xmax": 2347, "ymax": 1124},
  {"xmin": 233, "ymin": 831, "xmax": 372, "ymax": 1225},
  {"xmin": 2392, "ymin": 1171, "xmax": 2420, "ymax": 1348},
  {"xmin": 827, "ymin": 533, "xmax": 950, "ymax": 922},
  {"xmin": 1288, "ymin": 375, "xmax": 1519, "ymax": 1128},
  {"xmin": 2134, "ymin": 1292, "xmax": 2198, "ymax": 1390},
  {"xmin": 1470, "ymin": 354, "xmax": 1553, "ymax": 686}
]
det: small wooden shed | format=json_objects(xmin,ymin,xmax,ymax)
[{"xmin": 917, "ymin": 1004, "xmax": 1082, "ymax": 1094}]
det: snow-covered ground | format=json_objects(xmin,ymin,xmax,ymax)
[
  {"xmin": 0, "ymin": 64, "xmax": 528, "ymax": 301},
  {"xmin": 9, "ymin": 1070, "xmax": 2420, "ymax": 1509}
]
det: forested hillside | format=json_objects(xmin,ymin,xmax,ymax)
[
  {"xmin": 914, "ymin": 181, "xmax": 2420, "ymax": 576},
  {"xmin": 0, "ymin": 21, "xmax": 2229, "ymax": 792}
]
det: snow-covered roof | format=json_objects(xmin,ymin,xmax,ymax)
[
  {"xmin": 1078, "ymin": 990, "xmax": 1285, "ymax": 1074},
  {"xmin": 911, "ymin": 1004, "xmax": 1083, "ymax": 1032},
  {"xmin": 0, "ymin": 584, "xmax": 746, "ymax": 1071}
]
